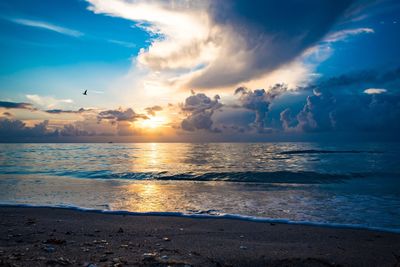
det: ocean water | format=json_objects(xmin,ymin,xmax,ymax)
[{"xmin": 0, "ymin": 142, "xmax": 399, "ymax": 232}]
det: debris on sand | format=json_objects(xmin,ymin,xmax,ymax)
[{"xmin": 42, "ymin": 245, "xmax": 56, "ymax": 253}]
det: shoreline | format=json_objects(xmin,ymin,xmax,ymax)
[
  {"xmin": 1, "ymin": 206, "xmax": 400, "ymax": 266},
  {"xmin": 1, "ymin": 203, "xmax": 399, "ymax": 234}
]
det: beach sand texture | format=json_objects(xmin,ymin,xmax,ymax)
[{"xmin": 1, "ymin": 206, "xmax": 400, "ymax": 267}]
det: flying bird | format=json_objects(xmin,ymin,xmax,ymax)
[{"xmin": 83, "ymin": 90, "xmax": 87, "ymax": 95}]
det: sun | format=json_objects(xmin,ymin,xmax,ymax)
[{"xmin": 138, "ymin": 116, "xmax": 168, "ymax": 129}]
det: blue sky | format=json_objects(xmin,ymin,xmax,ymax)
[
  {"xmin": 0, "ymin": 0, "xmax": 150, "ymax": 109},
  {"xmin": 0, "ymin": 0, "xmax": 399, "ymax": 141},
  {"xmin": 0, "ymin": 0, "xmax": 147, "ymax": 71},
  {"xmin": 315, "ymin": 3, "xmax": 400, "ymax": 76}
]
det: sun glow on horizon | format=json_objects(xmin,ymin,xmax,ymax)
[{"xmin": 138, "ymin": 115, "xmax": 168, "ymax": 129}]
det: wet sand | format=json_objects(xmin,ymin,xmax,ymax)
[{"xmin": 0, "ymin": 206, "xmax": 399, "ymax": 267}]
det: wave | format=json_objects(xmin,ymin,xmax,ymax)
[
  {"xmin": 3, "ymin": 169, "xmax": 394, "ymax": 184},
  {"xmin": 279, "ymin": 149, "xmax": 383, "ymax": 155},
  {"xmin": 1, "ymin": 203, "xmax": 399, "ymax": 234},
  {"xmin": 52, "ymin": 170, "xmax": 374, "ymax": 184}
]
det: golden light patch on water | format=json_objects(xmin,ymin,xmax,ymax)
[{"xmin": 121, "ymin": 182, "xmax": 175, "ymax": 212}]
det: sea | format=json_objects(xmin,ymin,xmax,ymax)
[{"xmin": 0, "ymin": 142, "xmax": 399, "ymax": 232}]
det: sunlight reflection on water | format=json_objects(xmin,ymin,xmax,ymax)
[{"xmin": 0, "ymin": 142, "xmax": 399, "ymax": 230}]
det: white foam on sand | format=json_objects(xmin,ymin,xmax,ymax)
[{"xmin": 1, "ymin": 202, "xmax": 399, "ymax": 234}]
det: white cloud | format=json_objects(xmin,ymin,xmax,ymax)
[
  {"xmin": 107, "ymin": 39, "xmax": 136, "ymax": 48},
  {"xmin": 323, "ymin": 28, "xmax": 374, "ymax": 43},
  {"xmin": 364, "ymin": 88, "xmax": 387, "ymax": 94},
  {"xmin": 10, "ymin": 18, "xmax": 83, "ymax": 37},
  {"xmin": 26, "ymin": 95, "xmax": 74, "ymax": 109}
]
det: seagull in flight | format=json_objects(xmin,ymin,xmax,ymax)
[{"xmin": 83, "ymin": 90, "xmax": 87, "ymax": 95}]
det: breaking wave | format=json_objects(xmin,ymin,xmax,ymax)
[
  {"xmin": 279, "ymin": 149, "xmax": 383, "ymax": 155},
  {"xmin": 50, "ymin": 170, "xmax": 379, "ymax": 184}
]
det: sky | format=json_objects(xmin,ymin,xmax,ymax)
[{"xmin": 0, "ymin": 0, "xmax": 399, "ymax": 142}]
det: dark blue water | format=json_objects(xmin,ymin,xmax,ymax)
[{"xmin": 0, "ymin": 143, "xmax": 399, "ymax": 231}]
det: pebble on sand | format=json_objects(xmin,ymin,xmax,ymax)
[{"xmin": 143, "ymin": 252, "xmax": 157, "ymax": 259}]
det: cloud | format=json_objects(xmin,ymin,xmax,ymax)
[
  {"xmin": 2, "ymin": 112, "xmax": 12, "ymax": 117},
  {"xmin": 315, "ymin": 67, "xmax": 400, "ymax": 91},
  {"xmin": 0, "ymin": 101, "xmax": 33, "ymax": 110},
  {"xmin": 235, "ymin": 84, "xmax": 288, "ymax": 130},
  {"xmin": 97, "ymin": 108, "xmax": 149, "ymax": 136},
  {"xmin": 107, "ymin": 39, "xmax": 136, "ymax": 48},
  {"xmin": 44, "ymin": 108, "xmax": 92, "ymax": 114},
  {"xmin": 86, "ymin": 0, "xmax": 354, "ymax": 90},
  {"xmin": 26, "ymin": 95, "xmax": 73, "ymax": 109},
  {"xmin": 270, "ymin": 67, "xmax": 400, "ymax": 134},
  {"xmin": 97, "ymin": 108, "xmax": 148, "ymax": 123},
  {"xmin": 180, "ymin": 92, "xmax": 222, "ymax": 132},
  {"xmin": 212, "ymin": 106, "xmax": 255, "ymax": 134},
  {"xmin": 0, "ymin": 119, "xmax": 55, "ymax": 138},
  {"xmin": 323, "ymin": 27, "xmax": 374, "ymax": 42},
  {"xmin": 59, "ymin": 124, "xmax": 92, "ymax": 137},
  {"xmin": 280, "ymin": 108, "xmax": 297, "ymax": 131},
  {"xmin": 0, "ymin": 117, "xmax": 128, "ymax": 139},
  {"xmin": 364, "ymin": 88, "xmax": 387, "ymax": 94},
  {"xmin": 189, "ymin": 0, "xmax": 353, "ymax": 89},
  {"xmin": 9, "ymin": 18, "xmax": 83, "ymax": 38},
  {"xmin": 145, "ymin": 105, "xmax": 163, "ymax": 116},
  {"xmin": 280, "ymin": 89, "xmax": 400, "ymax": 133},
  {"xmin": 0, "ymin": 106, "xmax": 150, "ymax": 139},
  {"xmin": 280, "ymin": 89, "xmax": 336, "ymax": 132},
  {"xmin": 0, "ymin": 118, "xmax": 99, "ymax": 139}
]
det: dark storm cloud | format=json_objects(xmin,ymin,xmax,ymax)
[
  {"xmin": 2, "ymin": 112, "xmax": 12, "ymax": 117},
  {"xmin": 235, "ymin": 84, "xmax": 288, "ymax": 130},
  {"xmin": 280, "ymin": 90, "xmax": 400, "ymax": 133},
  {"xmin": 317, "ymin": 67, "xmax": 400, "ymax": 91},
  {"xmin": 280, "ymin": 90, "xmax": 336, "ymax": 132},
  {"xmin": 0, "ymin": 101, "xmax": 34, "ymax": 110},
  {"xmin": 181, "ymin": 92, "xmax": 222, "ymax": 132},
  {"xmin": 274, "ymin": 67, "xmax": 400, "ymax": 135},
  {"xmin": 145, "ymin": 105, "xmax": 163, "ymax": 116},
  {"xmin": 294, "ymin": 66, "xmax": 400, "ymax": 96},
  {"xmin": 189, "ymin": 0, "xmax": 354, "ymax": 88}
]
